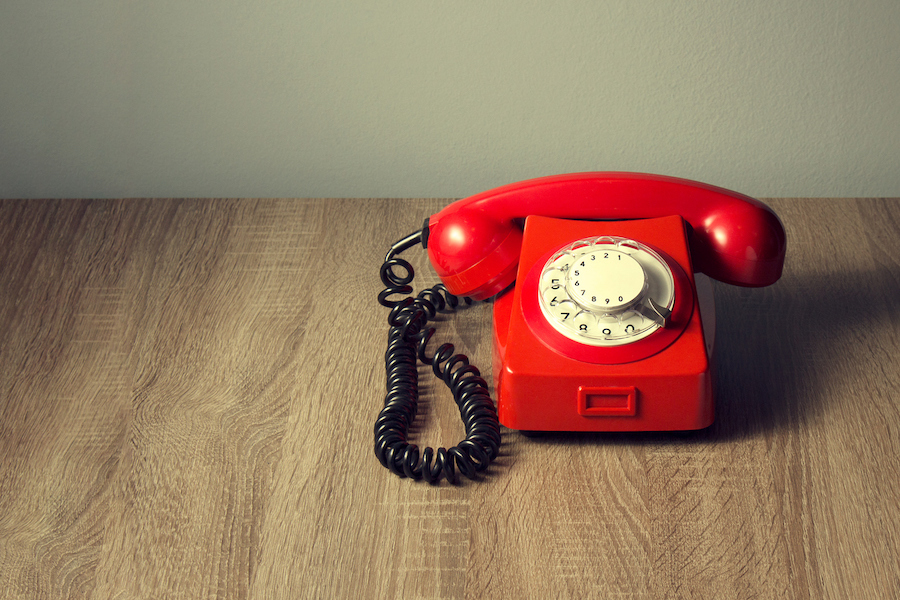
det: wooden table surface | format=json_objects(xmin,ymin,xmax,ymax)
[{"xmin": 0, "ymin": 198, "xmax": 898, "ymax": 599}]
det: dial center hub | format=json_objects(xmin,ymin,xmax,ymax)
[{"xmin": 566, "ymin": 249, "xmax": 646, "ymax": 313}]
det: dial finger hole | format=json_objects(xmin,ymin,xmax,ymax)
[
  {"xmin": 619, "ymin": 310, "xmax": 646, "ymax": 335},
  {"xmin": 541, "ymin": 285, "xmax": 568, "ymax": 308},
  {"xmin": 572, "ymin": 311, "xmax": 597, "ymax": 335},
  {"xmin": 616, "ymin": 238, "xmax": 640, "ymax": 253},
  {"xmin": 541, "ymin": 268, "xmax": 566, "ymax": 292},
  {"xmin": 548, "ymin": 299, "xmax": 578, "ymax": 324}
]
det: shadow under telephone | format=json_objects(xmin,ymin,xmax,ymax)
[{"xmin": 375, "ymin": 172, "xmax": 786, "ymax": 484}]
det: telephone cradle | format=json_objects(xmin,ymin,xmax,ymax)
[{"xmin": 375, "ymin": 172, "xmax": 786, "ymax": 483}]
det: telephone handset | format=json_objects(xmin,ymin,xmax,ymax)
[{"xmin": 375, "ymin": 172, "xmax": 786, "ymax": 483}]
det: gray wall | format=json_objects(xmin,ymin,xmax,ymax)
[{"xmin": 2, "ymin": 1, "xmax": 898, "ymax": 199}]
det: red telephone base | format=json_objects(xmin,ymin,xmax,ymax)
[{"xmin": 492, "ymin": 215, "xmax": 715, "ymax": 433}]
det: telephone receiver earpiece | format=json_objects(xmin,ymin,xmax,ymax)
[{"xmin": 425, "ymin": 172, "xmax": 786, "ymax": 300}]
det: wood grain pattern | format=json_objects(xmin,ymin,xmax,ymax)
[{"xmin": 0, "ymin": 198, "xmax": 898, "ymax": 599}]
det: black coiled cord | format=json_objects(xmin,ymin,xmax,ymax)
[{"xmin": 374, "ymin": 231, "xmax": 501, "ymax": 484}]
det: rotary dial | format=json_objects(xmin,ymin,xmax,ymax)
[{"xmin": 538, "ymin": 236, "xmax": 675, "ymax": 346}]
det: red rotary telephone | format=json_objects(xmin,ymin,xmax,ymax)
[{"xmin": 376, "ymin": 172, "xmax": 786, "ymax": 481}]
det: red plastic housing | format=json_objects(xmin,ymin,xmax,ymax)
[{"xmin": 492, "ymin": 215, "xmax": 714, "ymax": 432}]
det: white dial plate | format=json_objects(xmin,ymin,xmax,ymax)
[
  {"xmin": 538, "ymin": 236, "xmax": 675, "ymax": 347},
  {"xmin": 566, "ymin": 249, "xmax": 646, "ymax": 312}
]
